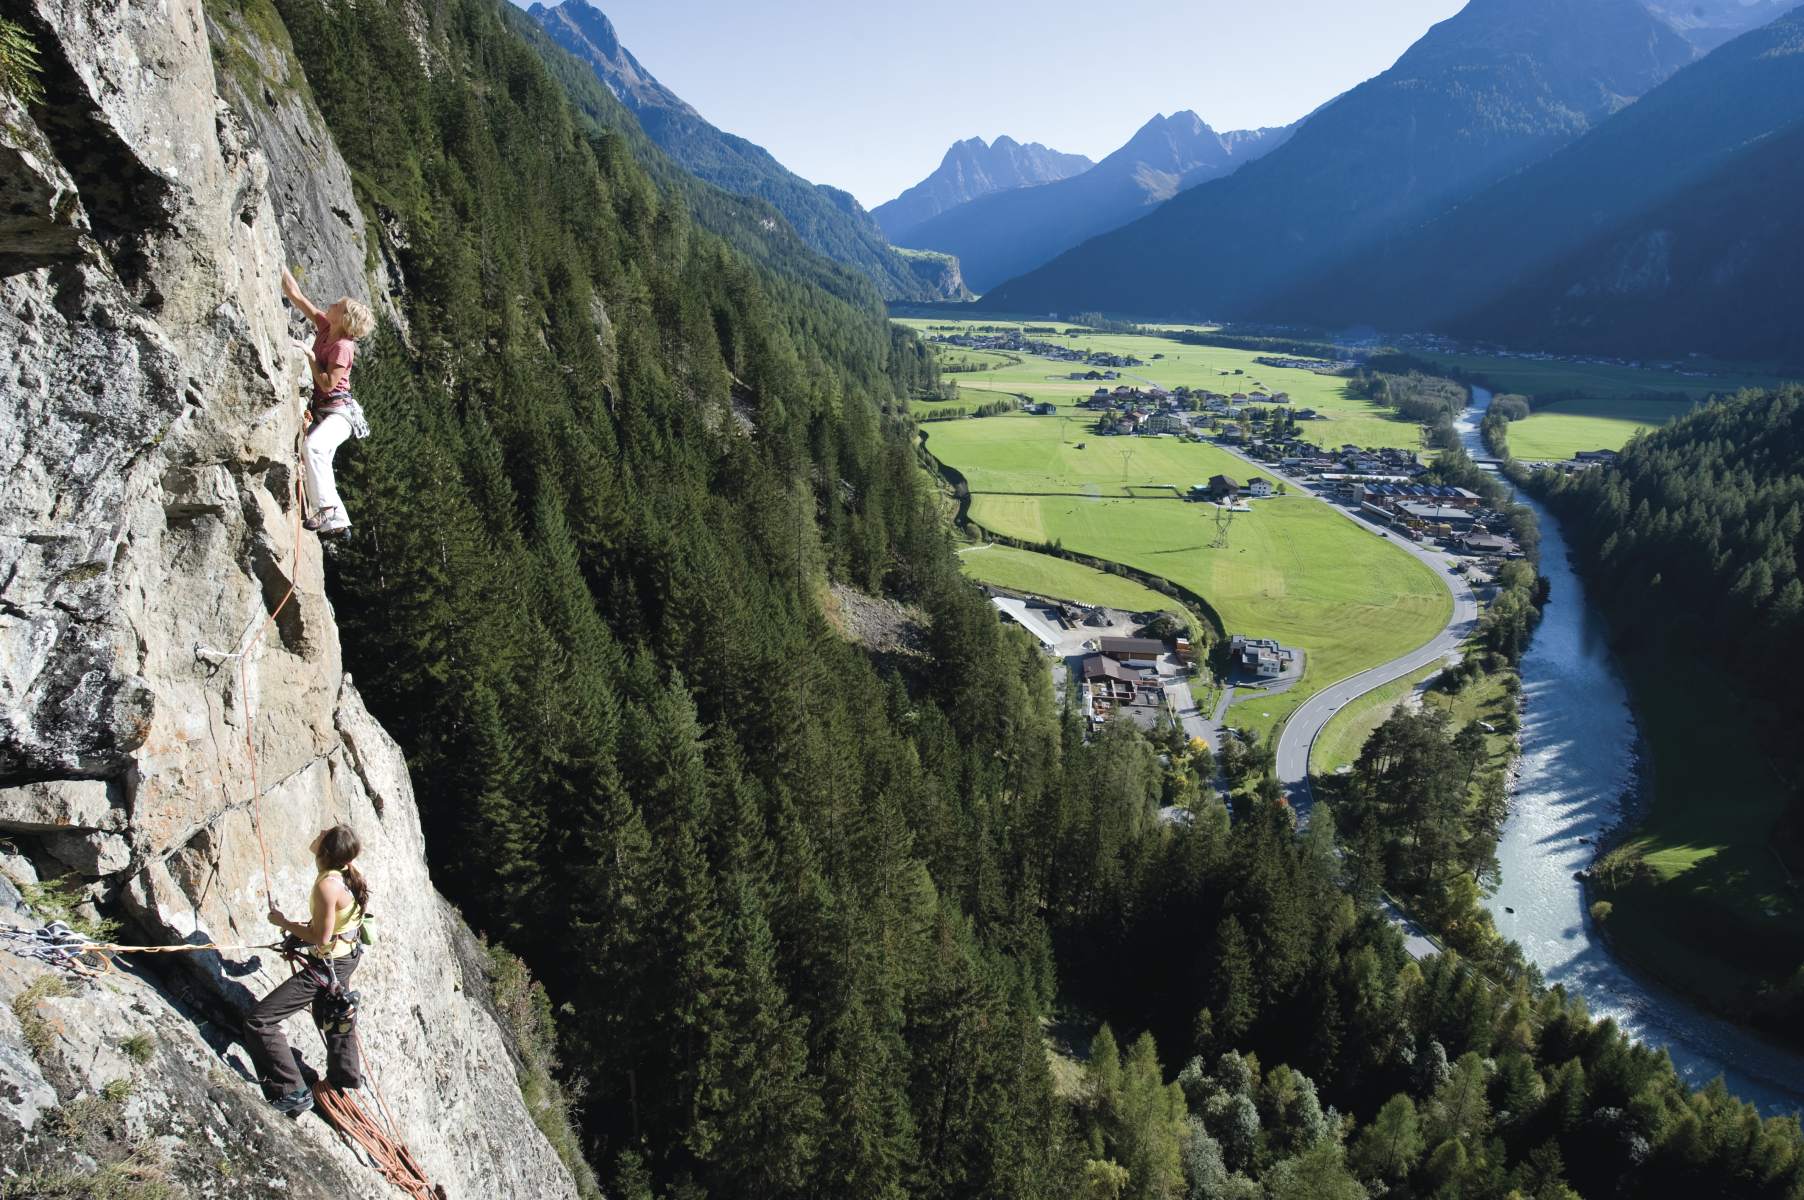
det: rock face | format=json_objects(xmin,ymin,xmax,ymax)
[{"xmin": 0, "ymin": 0, "xmax": 580, "ymax": 1196}]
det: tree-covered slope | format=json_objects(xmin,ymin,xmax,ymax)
[
  {"xmin": 237, "ymin": 0, "xmax": 1804, "ymax": 1194},
  {"xmin": 528, "ymin": 0, "xmax": 962, "ymax": 301},
  {"xmin": 1265, "ymin": 8, "xmax": 1804, "ymax": 360},
  {"xmin": 872, "ymin": 134, "xmax": 1094, "ymax": 244},
  {"xmin": 979, "ymin": 0, "xmax": 1695, "ymax": 318},
  {"xmin": 900, "ymin": 111, "xmax": 1289, "ymax": 293}
]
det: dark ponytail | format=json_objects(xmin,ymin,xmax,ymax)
[{"xmin": 317, "ymin": 824, "xmax": 371, "ymax": 912}]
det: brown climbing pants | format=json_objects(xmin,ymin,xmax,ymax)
[{"xmin": 244, "ymin": 948, "xmax": 362, "ymax": 1098}]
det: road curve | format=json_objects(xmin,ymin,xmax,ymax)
[{"xmin": 1216, "ymin": 446, "xmax": 1481, "ymax": 824}]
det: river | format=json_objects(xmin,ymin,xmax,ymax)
[{"xmin": 1460, "ymin": 389, "xmax": 1804, "ymax": 1117}]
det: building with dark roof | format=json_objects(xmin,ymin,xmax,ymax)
[{"xmin": 1099, "ymin": 636, "xmax": 1164, "ymax": 664}]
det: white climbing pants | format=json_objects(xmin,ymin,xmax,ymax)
[{"xmin": 305, "ymin": 412, "xmax": 353, "ymax": 520}]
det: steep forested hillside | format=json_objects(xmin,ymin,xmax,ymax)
[
  {"xmin": 899, "ymin": 111, "xmax": 1289, "ymax": 293},
  {"xmin": 979, "ymin": 0, "xmax": 1694, "ymax": 318},
  {"xmin": 1268, "ymin": 9, "xmax": 1804, "ymax": 362},
  {"xmin": 1536, "ymin": 389, "xmax": 1804, "ymax": 1024},
  {"xmin": 873, "ymin": 135, "xmax": 1094, "ymax": 244},
  {"xmin": 529, "ymin": 0, "xmax": 961, "ymax": 301},
  {"xmin": 242, "ymin": 0, "xmax": 1804, "ymax": 1194}
]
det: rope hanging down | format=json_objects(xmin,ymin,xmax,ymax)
[{"xmin": 194, "ymin": 365, "xmax": 312, "ymax": 903}]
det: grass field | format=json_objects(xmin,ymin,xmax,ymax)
[
  {"xmin": 897, "ymin": 318, "xmax": 1425, "ymax": 451},
  {"xmin": 925, "ymin": 409, "xmax": 1451, "ymax": 740},
  {"xmin": 1597, "ymin": 656, "xmax": 1803, "ymax": 1018},
  {"xmin": 1312, "ymin": 663, "xmax": 1517, "ymax": 779},
  {"xmin": 958, "ymin": 544, "xmax": 1190, "ymax": 622},
  {"xmin": 1311, "ymin": 662, "xmax": 1443, "ymax": 774},
  {"xmin": 1418, "ymin": 351, "xmax": 1785, "ymax": 402},
  {"xmin": 1504, "ymin": 396, "xmax": 1693, "ymax": 461}
]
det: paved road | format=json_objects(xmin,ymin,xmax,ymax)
[{"xmin": 1216, "ymin": 445, "xmax": 1480, "ymax": 827}]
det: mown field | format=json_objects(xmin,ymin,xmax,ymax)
[
  {"xmin": 1418, "ymin": 351, "xmax": 1784, "ymax": 402},
  {"xmin": 958, "ymin": 543, "xmax": 1186, "ymax": 620},
  {"xmin": 897, "ymin": 318, "xmax": 1424, "ymax": 451},
  {"xmin": 925, "ymin": 410, "xmax": 1451, "ymax": 739},
  {"xmin": 1504, "ymin": 396, "xmax": 1692, "ymax": 461}
]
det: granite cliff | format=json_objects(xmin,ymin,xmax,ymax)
[{"xmin": 0, "ymin": 0, "xmax": 582, "ymax": 1194}]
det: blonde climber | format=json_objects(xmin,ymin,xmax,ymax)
[{"xmin": 282, "ymin": 267, "xmax": 374, "ymax": 536}]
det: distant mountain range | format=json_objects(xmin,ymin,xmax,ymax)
[
  {"xmin": 978, "ymin": 0, "xmax": 1698, "ymax": 318},
  {"xmin": 1642, "ymin": 0, "xmax": 1800, "ymax": 48},
  {"xmin": 529, "ymin": 0, "xmax": 966, "ymax": 300},
  {"xmin": 895, "ymin": 112, "xmax": 1291, "ymax": 292},
  {"xmin": 872, "ymin": 136, "xmax": 1093, "ymax": 244},
  {"xmin": 1267, "ymin": 7, "xmax": 1804, "ymax": 363}
]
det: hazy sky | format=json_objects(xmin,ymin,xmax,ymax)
[{"xmin": 564, "ymin": 0, "xmax": 1468, "ymax": 208}]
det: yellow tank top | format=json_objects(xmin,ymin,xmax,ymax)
[{"xmin": 310, "ymin": 868, "xmax": 363, "ymax": 958}]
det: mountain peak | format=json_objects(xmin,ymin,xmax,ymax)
[
  {"xmin": 533, "ymin": 0, "xmax": 697, "ymax": 116},
  {"xmin": 873, "ymin": 133, "xmax": 1094, "ymax": 241}
]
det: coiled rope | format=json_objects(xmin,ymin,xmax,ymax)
[{"xmin": 313, "ymin": 1069, "xmax": 444, "ymax": 1200}]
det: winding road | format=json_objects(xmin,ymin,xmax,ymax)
[{"xmin": 1215, "ymin": 445, "xmax": 1481, "ymax": 825}]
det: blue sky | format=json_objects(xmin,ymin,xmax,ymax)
[{"xmin": 554, "ymin": 0, "xmax": 1468, "ymax": 208}]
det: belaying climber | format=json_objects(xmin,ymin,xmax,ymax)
[
  {"xmin": 245, "ymin": 823, "xmax": 371, "ymax": 1117},
  {"xmin": 282, "ymin": 267, "xmax": 374, "ymax": 537}
]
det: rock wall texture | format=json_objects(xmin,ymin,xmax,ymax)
[{"xmin": 0, "ymin": 0, "xmax": 579, "ymax": 1195}]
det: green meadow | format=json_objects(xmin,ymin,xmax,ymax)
[
  {"xmin": 957, "ymin": 544, "xmax": 1196, "ymax": 627},
  {"xmin": 923, "ymin": 410, "xmax": 1450, "ymax": 741},
  {"xmin": 1417, "ymin": 350, "xmax": 1784, "ymax": 402},
  {"xmin": 897, "ymin": 318, "xmax": 1425, "ymax": 451},
  {"xmin": 1504, "ymin": 396, "xmax": 1692, "ymax": 461}
]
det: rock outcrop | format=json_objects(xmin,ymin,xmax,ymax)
[{"xmin": 0, "ymin": 0, "xmax": 579, "ymax": 1195}]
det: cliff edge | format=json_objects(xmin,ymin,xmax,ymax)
[{"xmin": 0, "ymin": 0, "xmax": 581, "ymax": 1194}]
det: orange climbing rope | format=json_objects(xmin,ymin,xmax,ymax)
[{"xmin": 312, "ymin": 1080, "xmax": 446, "ymax": 1200}]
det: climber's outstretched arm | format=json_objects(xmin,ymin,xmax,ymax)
[{"xmin": 281, "ymin": 267, "xmax": 323, "ymax": 325}]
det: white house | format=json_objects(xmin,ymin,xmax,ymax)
[{"xmin": 1246, "ymin": 478, "xmax": 1274, "ymax": 498}]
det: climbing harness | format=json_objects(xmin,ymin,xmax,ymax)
[{"xmin": 276, "ymin": 933, "xmax": 361, "ymax": 1037}]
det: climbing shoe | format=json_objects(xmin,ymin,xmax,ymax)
[
  {"xmin": 273, "ymin": 1087, "xmax": 315, "ymax": 1118},
  {"xmin": 303, "ymin": 507, "xmax": 340, "ymax": 532}
]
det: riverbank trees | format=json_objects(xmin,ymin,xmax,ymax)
[{"xmin": 1535, "ymin": 385, "xmax": 1804, "ymax": 1045}]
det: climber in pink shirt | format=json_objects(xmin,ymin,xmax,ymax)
[{"xmin": 282, "ymin": 268, "xmax": 374, "ymax": 536}]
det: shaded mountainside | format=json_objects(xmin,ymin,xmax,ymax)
[
  {"xmin": 872, "ymin": 135, "xmax": 1094, "ymax": 244},
  {"xmin": 979, "ymin": 0, "xmax": 1695, "ymax": 318},
  {"xmin": 1268, "ymin": 7, "xmax": 1804, "ymax": 360},
  {"xmin": 529, "ymin": 0, "xmax": 966, "ymax": 300},
  {"xmin": 1453, "ymin": 118, "xmax": 1804, "ymax": 363},
  {"xmin": 900, "ymin": 111, "xmax": 1290, "ymax": 293}
]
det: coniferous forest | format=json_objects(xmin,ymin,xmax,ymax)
[{"xmin": 253, "ymin": 0, "xmax": 1804, "ymax": 1195}]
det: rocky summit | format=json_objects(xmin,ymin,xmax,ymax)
[{"xmin": 0, "ymin": 0, "xmax": 578, "ymax": 1194}]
